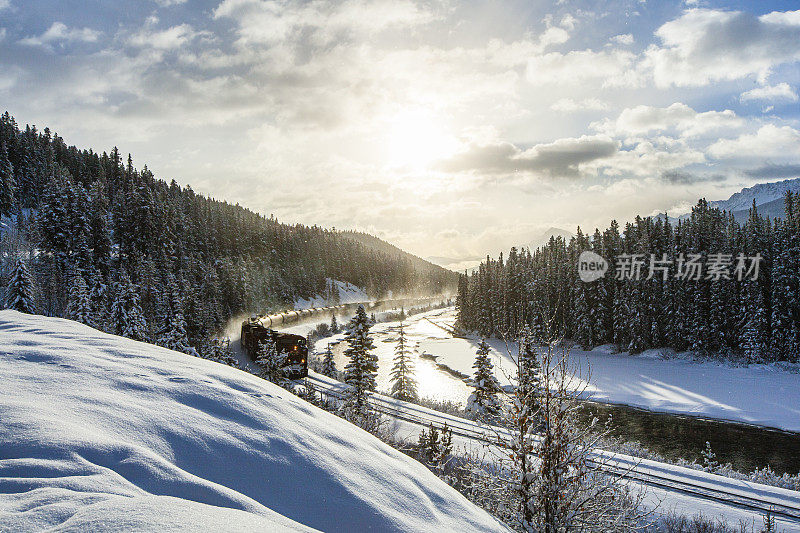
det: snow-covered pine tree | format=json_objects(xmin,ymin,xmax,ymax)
[
  {"xmin": 66, "ymin": 273, "xmax": 93, "ymax": 326},
  {"xmin": 701, "ymin": 441, "xmax": 719, "ymax": 473},
  {"xmin": 0, "ymin": 142, "xmax": 15, "ymax": 217},
  {"xmin": 343, "ymin": 305, "xmax": 378, "ymax": 411},
  {"xmin": 256, "ymin": 336, "xmax": 286, "ymax": 383},
  {"xmin": 156, "ymin": 274, "xmax": 196, "ymax": 356},
  {"xmin": 330, "ymin": 313, "xmax": 339, "ymax": 333},
  {"xmin": 741, "ymin": 280, "xmax": 768, "ymax": 363},
  {"xmin": 5, "ymin": 258, "xmax": 36, "ymax": 313},
  {"xmin": 86, "ymin": 266, "xmax": 108, "ymax": 330},
  {"xmin": 110, "ymin": 273, "xmax": 148, "ymax": 342},
  {"xmin": 390, "ymin": 322, "xmax": 417, "ymax": 402},
  {"xmin": 320, "ymin": 343, "xmax": 337, "ymax": 377},
  {"xmin": 466, "ymin": 340, "xmax": 501, "ymax": 422},
  {"xmin": 417, "ymin": 423, "xmax": 453, "ymax": 473}
]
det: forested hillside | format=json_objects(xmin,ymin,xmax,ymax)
[
  {"xmin": 457, "ymin": 197, "xmax": 800, "ymax": 363},
  {"xmin": 0, "ymin": 111, "xmax": 455, "ymax": 357}
]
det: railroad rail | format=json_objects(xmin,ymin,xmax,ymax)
[{"xmin": 304, "ymin": 374, "xmax": 800, "ymax": 522}]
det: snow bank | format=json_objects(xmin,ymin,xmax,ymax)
[{"xmin": 0, "ymin": 311, "xmax": 508, "ymax": 532}]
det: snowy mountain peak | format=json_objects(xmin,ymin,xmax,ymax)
[{"xmin": 709, "ymin": 177, "xmax": 800, "ymax": 213}]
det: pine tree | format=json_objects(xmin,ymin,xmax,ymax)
[
  {"xmin": 701, "ymin": 441, "xmax": 719, "ymax": 472},
  {"xmin": 157, "ymin": 275, "xmax": 196, "ymax": 355},
  {"xmin": 417, "ymin": 423, "xmax": 453, "ymax": 472},
  {"xmin": 390, "ymin": 322, "xmax": 417, "ymax": 402},
  {"xmin": 5, "ymin": 258, "xmax": 36, "ymax": 313},
  {"xmin": 343, "ymin": 305, "xmax": 378, "ymax": 410},
  {"xmin": 256, "ymin": 336, "xmax": 286, "ymax": 383},
  {"xmin": 330, "ymin": 313, "xmax": 339, "ymax": 333},
  {"xmin": 66, "ymin": 273, "xmax": 93, "ymax": 326},
  {"xmin": 320, "ymin": 343, "xmax": 337, "ymax": 377},
  {"xmin": 110, "ymin": 273, "xmax": 148, "ymax": 342},
  {"xmin": 0, "ymin": 142, "xmax": 15, "ymax": 217},
  {"xmin": 466, "ymin": 340, "xmax": 501, "ymax": 422}
]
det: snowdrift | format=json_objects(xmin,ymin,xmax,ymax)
[{"xmin": 0, "ymin": 311, "xmax": 508, "ymax": 532}]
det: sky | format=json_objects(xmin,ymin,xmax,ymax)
[{"xmin": 1, "ymin": 0, "xmax": 799, "ymax": 268}]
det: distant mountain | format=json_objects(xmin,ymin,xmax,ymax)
[
  {"xmin": 709, "ymin": 177, "xmax": 800, "ymax": 213},
  {"xmin": 339, "ymin": 231, "xmax": 458, "ymax": 289},
  {"xmin": 671, "ymin": 177, "xmax": 800, "ymax": 222},
  {"xmin": 425, "ymin": 255, "xmax": 484, "ymax": 273},
  {"xmin": 528, "ymin": 227, "xmax": 573, "ymax": 251},
  {"xmin": 730, "ymin": 196, "xmax": 787, "ymax": 223}
]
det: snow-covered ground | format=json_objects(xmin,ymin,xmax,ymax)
[
  {"xmin": 294, "ymin": 279, "xmax": 369, "ymax": 309},
  {"xmin": 307, "ymin": 373, "xmax": 800, "ymax": 531},
  {"xmin": 300, "ymin": 306, "xmax": 800, "ymax": 433},
  {"xmin": 416, "ymin": 308, "xmax": 800, "ymax": 433},
  {"xmin": 0, "ymin": 310, "xmax": 509, "ymax": 532}
]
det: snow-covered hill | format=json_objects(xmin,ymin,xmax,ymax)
[{"xmin": 0, "ymin": 311, "xmax": 508, "ymax": 532}]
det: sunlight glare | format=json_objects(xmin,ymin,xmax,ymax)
[{"xmin": 385, "ymin": 109, "xmax": 459, "ymax": 169}]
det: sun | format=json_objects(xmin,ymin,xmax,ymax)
[{"xmin": 385, "ymin": 109, "xmax": 458, "ymax": 169}]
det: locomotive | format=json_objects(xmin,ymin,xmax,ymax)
[{"xmin": 240, "ymin": 317, "xmax": 308, "ymax": 379}]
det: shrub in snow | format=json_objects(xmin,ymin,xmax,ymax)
[{"xmin": 416, "ymin": 424, "xmax": 453, "ymax": 474}]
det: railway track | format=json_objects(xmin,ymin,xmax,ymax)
[{"xmin": 304, "ymin": 374, "xmax": 800, "ymax": 522}]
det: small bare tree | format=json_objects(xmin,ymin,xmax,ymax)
[{"xmin": 498, "ymin": 321, "xmax": 646, "ymax": 532}]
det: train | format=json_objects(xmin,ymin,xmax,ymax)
[
  {"xmin": 240, "ymin": 318, "xmax": 308, "ymax": 379},
  {"xmin": 240, "ymin": 296, "xmax": 450, "ymax": 379}
]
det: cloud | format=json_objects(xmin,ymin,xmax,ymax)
[
  {"xmin": 645, "ymin": 8, "xmax": 800, "ymax": 87},
  {"xmin": 153, "ymin": 0, "xmax": 187, "ymax": 5},
  {"xmin": 610, "ymin": 33, "xmax": 634, "ymax": 45},
  {"xmin": 707, "ymin": 124, "xmax": 800, "ymax": 159},
  {"xmin": 127, "ymin": 24, "xmax": 204, "ymax": 50},
  {"xmin": 740, "ymin": 83, "xmax": 798, "ymax": 103},
  {"xmin": 594, "ymin": 103, "xmax": 742, "ymax": 138},
  {"xmin": 19, "ymin": 22, "xmax": 101, "ymax": 48},
  {"xmin": 592, "ymin": 140, "xmax": 707, "ymax": 178},
  {"xmin": 213, "ymin": 0, "xmax": 435, "ymax": 47},
  {"xmin": 550, "ymin": 98, "xmax": 609, "ymax": 113},
  {"xmin": 661, "ymin": 170, "xmax": 725, "ymax": 184},
  {"xmin": 745, "ymin": 164, "xmax": 800, "ymax": 179},
  {"xmin": 436, "ymin": 135, "xmax": 618, "ymax": 178},
  {"xmin": 526, "ymin": 48, "xmax": 641, "ymax": 87},
  {"xmin": 0, "ymin": 0, "xmax": 9, "ymax": 10}
]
